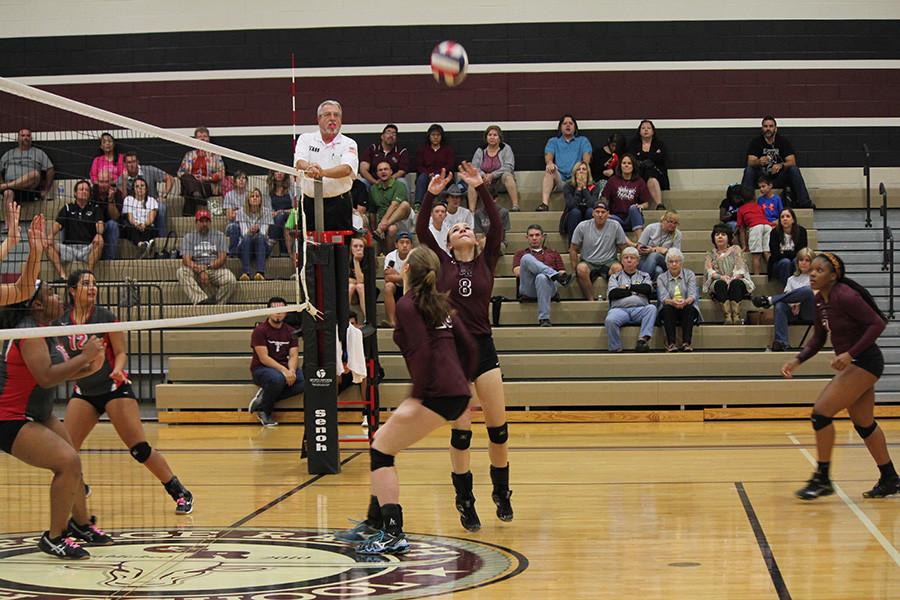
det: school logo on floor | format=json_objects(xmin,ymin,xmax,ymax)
[{"xmin": 0, "ymin": 527, "xmax": 527, "ymax": 599}]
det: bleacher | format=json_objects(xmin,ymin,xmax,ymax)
[{"xmin": 12, "ymin": 172, "xmax": 898, "ymax": 424}]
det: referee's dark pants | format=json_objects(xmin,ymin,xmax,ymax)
[{"xmin": 302, "ymin": 191, "xmax": 353, "ymax": 232}]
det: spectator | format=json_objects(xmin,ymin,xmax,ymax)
[
  {"xmin": 177, "ymin": 209, "xmax": 236, "ymax": 305},
  {"xmin": 469, "ymin": 125, "xmax": 520, "ymax": 212},
  {"xmin": 223, "ymin": 170, "xmax": 249, "ymax": 255},
  {"xmin": 474, "ymin": 201, "xmax": 510, "ymax": 254},
  {"xmin": 267, "ymin": 170, "xmax": 295, "ymax": 254},
  {"xmin": 591, "ymin": 132, "xmax": 625, "ymax": 188},
  {"xmin": 121, "ymin": 176, "xmax": 158, "ymax": 258},
  {"xmin": 741, "ymin": 115, "xmax": 813, "ymax": 208},
  {"xmin": 605, "ymin": 247, "xmax": 655, "ymax": 353},
  {"xmin": 177, "ymin": 126, "xmax": 225, "ymax": 217},
  {"xmin": 768, "ymin": 207, "xmax": 809, "ymax": 285},
  {"xmin": 638, "ymin": 209, "xmax": 683, "ymax": 281},
  {"xmin": 0, "ymin": 128, "xmax": 54, "ymax": 202},
  {"xmin": 736, "ymin": 186, "xmax": 773, "ymax": 275},
  {"xmin": 414, "ymin": 124, "xmax": 456, "ymax": 205},
  {"xmin": 348, "ymin": 236, "xmax": 368, "ymax": 322},
  {"xmin": 704, "ymin": 223, "xmax": 755, "ymax": 324},
  {"xmin": 560, "ymin": 161, "xmax": 600, "ymax": 243},
  {"xmin": 757, "ymin": 174, "xmax": 784, "ymax": 224},
  {"xmin": 248, "ymin": 296, "xmax": 303, "ymax": 427},
  {"xmin": 381, "ymin": 231, "xmax": 412, "ymax": 328},
  {"xmin": 236, "ymin": 188, "xmax": 273, "ymax": 281},
  {"xmin": 294, "ymin": 100, "xmax": 358, "ymax": 231},
  {"xmin": 513, "ymin": 224, "xmax": 571, "ymax": 327},
  {"xmin": 117, "ymin": 151, "xmax": 172, "ymax": 237},
  {"xmin": 538, "ymin": 114, "xmax": 592, "ymax": 211},
  {"xmin": 752, "ymin": 247, "xmax": 815, "ymax": 351},
  {"xmin": 46, "ymin": 180, "xmax": 104, "ymax": 281},
  {"xmin": 429, "ymin": 200, "xmax": 450, "ymax": 254},
  {"xmin": 89, "ymin": 132, "xmax": 124, "ymax": 184},
  {"xmin": 627, "ymin": 119, "xmax": 668, "ymax": 209},
  {"xmin": 369, "ymin": 161, "xmax": 413, "ymax": 252},
  {"xmin": 601, "ymin": 154, "xmax": 648, "ymax": 237},
  {"xmin": 719, "ymin": 183, "xmax": 743, "ymax": 232},
  {"xmin": 359, "ymin": 124, "xmax": 409, "ymax": 191},
  {"xmin": 91, "ymin": 169, "xmax": 124, "ymax": 260},
  {"xmin": 569, "ymin": 200, "xmax": 630, "ymax": 301},
  {"xmin": 444, "ymin": 183, "xmax": 474, "ymax": 230},
  {"xmin": 656, "ymin": 247, "xmax": 700, "ymax": 352}
]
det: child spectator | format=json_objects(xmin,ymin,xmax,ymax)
[
  {"xmin": 757, "ymin": 174, "xmax": 783, "ymax": 224},
  {"xmin": 719, "ymin": 184, "xmax": 742, "ymax": 232},
  {"xmin": 736, "ymin": 185, "xmax": 772, "ymax": 275}
]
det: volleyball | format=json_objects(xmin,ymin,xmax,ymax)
[{"xmin": 430, "ymin": 40, "xmax": 468, "ymax": 87}]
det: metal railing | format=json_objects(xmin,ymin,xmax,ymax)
[
  {"xmin": 52, "ymin": 281, "xmax": 165, "ymax": 402},
  {"xmin": 864, "ymin": 144, "xmax": 872, "ymax": 227},
  {"xmin": 878, "ymin": 183, "xmax": 895, "ymax": 319}
]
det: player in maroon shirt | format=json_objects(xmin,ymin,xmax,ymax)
[
  {"xmin": 416, "ymin": 162, "xmax": 513, "ymax": 532},
  {"xmin": 340, "ymin": 246, "xmax": 477, "ymax": 554},
  {"xmin": 782, "ymin": 252, "xmax": 895, "ymax": 500}
]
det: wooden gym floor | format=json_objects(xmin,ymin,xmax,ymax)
[{"xmin": 1, "ymin": 420, "xmax": 899, "ymax": 599}]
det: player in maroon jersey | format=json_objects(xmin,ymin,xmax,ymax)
[
  {"xmin": 782, "ymin": 252, "xmax": 895, "ymax": 500},
  {"xmin": 416, "ymin": 162, "xmax": 513, "ymax": 531}
]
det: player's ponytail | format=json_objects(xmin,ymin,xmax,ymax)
[
  {"xmin": 407, "ymin": 246, "xmax": 452, "ymax": 328},
  {"xmin": 819, "ymin": 252, "xmax": 887, "ymax": 323}
]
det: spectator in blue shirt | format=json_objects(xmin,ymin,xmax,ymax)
[
  {"xmin": 538, "ymin": 115, "xmax": 592, "ymax": 212},
  {"xmin": 757, "ymin": 174, "xmax": 783, "ymax": 224}
]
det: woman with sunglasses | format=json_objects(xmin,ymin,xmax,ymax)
[{"xmin": 416, "ymin": 162, "xmax": 513, "ymax": 532}]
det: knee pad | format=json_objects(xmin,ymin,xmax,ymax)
[
  {"xmin": 450, "ymin": 429, "xmax": 472, "ymax": 450},
  {"xmin": 129, "ymin": 442, "xmax": 152, "ymax": 463},
  {"xmin": 487, "ymin": 422, "xmax": 509, "ymax": 445},
  {"xmin": 369, "ymin": 447, "xmax": 395, "ymax": 471},
  {"xmin": 855, "ymin": 421, "xmax": 878, "ymax": 439},
  {"xmin": 810, "ymin": 412, "xmax": 833, "ymax": 432}
]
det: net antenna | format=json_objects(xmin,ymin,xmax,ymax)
[{"xmin": 0, "ymin": 76, "xmax": 323, "ymax": 340}]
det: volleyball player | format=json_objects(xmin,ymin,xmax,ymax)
[
  {"xmin": 782, "ymin": 252, "xmax": 896, "ymax": 499},
  {"xmin": 0, "ymin": 272, "xmax": 109, "ymax": 558},
  {"xmin": 58, "ymin": 270, "xmax": 194, "ymax": 514},
  {"xmin": 344, "ymin": 246, "xmax": 476, "ymax": 554},
  {"xmin": 415, "ymin": 163, "xmax": 513, "ymax": 531}
]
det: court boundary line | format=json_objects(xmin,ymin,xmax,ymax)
[
  {"xmin": 788, "ymin": 433, "xmax": 900, "ymax": 567},
  {"xmin": 734, "ymin": 482, "xmax": 792, "ymax": 600}
]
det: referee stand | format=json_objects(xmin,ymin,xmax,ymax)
[{"xmin": 300, "ymin": 180, "xmax": 381, "ymax": 474}]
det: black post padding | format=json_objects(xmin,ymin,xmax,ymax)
[
  {"xmin": 361, "ymin": 245, "xmax": 382, "ymax": 432},
  {"xmin": 334, "ymin": 243, "xmax": 349, "ymax": 352},
  {"xmin": 302, "ymin": 243, "xmax": 341, "ymax": 475}
]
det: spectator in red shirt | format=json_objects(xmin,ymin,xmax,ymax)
[
  {"xmin": 414, "ymin": 124, "xmax": 456, "ymax": 206},
  {"xmin": 177, "ymin": 127, "xmax": 225, "ymax": 217},
  {"xmin": 247, "ymin": 296, "xmax": 303, "ymax": 427},
  {"xmin": 736, "ymin": 185, "xmax": 773, "ymax": 275},
  {"xmin": 513, "ymin": 224, "xmax": 571, "ymax": 326}
]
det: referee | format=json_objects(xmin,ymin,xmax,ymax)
[{"xmin": 294, "ymin": 100, "xmax": 359, "ymax": 231}]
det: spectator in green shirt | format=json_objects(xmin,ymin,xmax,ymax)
[{"xmin": 369, "ymin": 161, "xmax": 413, "ymax": 252}]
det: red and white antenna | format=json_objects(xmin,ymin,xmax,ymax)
[{"xmin": 291, "ymin": 52, "xmax": 297, "ymax": 151}]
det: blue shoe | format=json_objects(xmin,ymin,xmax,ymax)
[
  {"xmin": 356, "ymin": 530, "xmax": 409, "ymax": 555},
  {"xmin": 333, "ymin": 520, "xmax": 380, "ymax": 542}
]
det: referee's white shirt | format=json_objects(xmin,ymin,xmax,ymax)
[{"xmin": 294, "ymin": 131, "xmax": 359, "ymax": 198}]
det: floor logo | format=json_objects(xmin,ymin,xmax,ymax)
[{"xmin": 0, "ymin": 527, "xmax": 527, "ymax": 599}]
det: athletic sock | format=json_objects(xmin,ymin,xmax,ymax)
[
  {"xmin": 366, "ymin": 495, "xmax": 383, "ymax": 528},
  {"xmin": 878, "ymin": 461, "xmax": 898, "ymax": 480},
  {"xmin": 490, "ymin": 464, "xmax": 510, "ymax": 493},
  {"xmin": 451, "ymin": 471, "xmax": 474, "ymax": 498},
  {"xmin": 380, "ymin": 504, "xmax": 403, "ymax": 536},
  {"xmin": 816, "ymin": 461, "xmax": 831, "ymax": 480},
  {"xmin": 163, "ymin": 476, "xmax": 186, "ymax": 500}
]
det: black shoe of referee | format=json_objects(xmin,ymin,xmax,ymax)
[
  {"xmin": 863, "ymin": 475, "xmax": 900, "ymax": 498},
  {"xmin": 795, "ymin": 473, "xmax": 834, "ymax": 500}
]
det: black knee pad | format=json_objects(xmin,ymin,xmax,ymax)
[
  {"xmin": 130, "ymin": 442, "xmax": 152, "ymax": 463},
  {"xmin": 811, "ymin": 412, "xmax": 833, "ymax": 432},
  {"xmin": 487, "ymin": 422, "xmax": 509, "ymax": 445},
  {"xmin": 450, "ymin": 429, "xmax": 472, "ymax": 450},
  {"xmin": 369, "ymin": 447, "xmax": 395, "ymax": 471},
  {"xmin": 855, "ymin": 421, "xmax": 878, "ymax": 439}
]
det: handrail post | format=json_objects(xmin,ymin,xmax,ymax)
[
  {"xmin": 880, "ymin": 183, "xmax": 889, "ymax": 271},
  {"xmin": 863, "ymin": 144, "xmax": 872, "ymax": 227}
]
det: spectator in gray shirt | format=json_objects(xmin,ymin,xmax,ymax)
[
  {"xmin": 605, "ymin": 246, "xmax": 655, "ymax": 352},
  {"xmin": 177, "ymin": 209, "xmax": 236, "ymax": 305},
  {"xmin": 0, "ymin": 128, "xmax": 54, "ymax": 202},
  {"xmin": 569, "ymin": 200, "xmax": 631, "ymax": 300}
]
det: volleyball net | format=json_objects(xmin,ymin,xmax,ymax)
[{"xmin": 0, "ymin": 76, "xmax": 318, "ymax": 341}]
